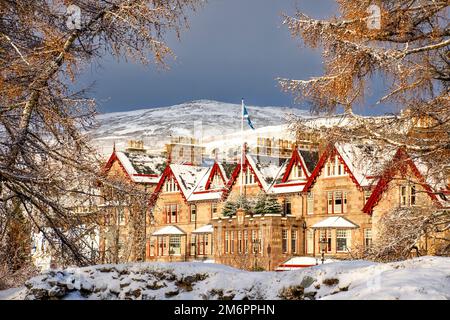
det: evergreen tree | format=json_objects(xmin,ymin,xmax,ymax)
[
  {"xmin": 264, "ymin": 197, "xmax": 283, "ymax": 215},
  {"xmin": 221, "ymin": 200, "xmax": 237, "ymax": 217},
  {"xmin": 236, "ymin": 196, "xmax": 253, "ymax": 214},
  {"xmin": 253, "ymin": 193, "xmax": 267, "ymax": 215}
]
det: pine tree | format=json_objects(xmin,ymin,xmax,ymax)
[
  {"xmin": 221, "ymin": 200, "xmax": 237, "ymax": 217},
  {"xmin": 264, "ymin": 197, "xmax": 283, "ymax": 215},
  {"xmin": 253, "ymin": 193, "xmax": 267, "ymax": 215},
  {"xmin": 236, "ymin": 196, "xmax": 253, "ymax": 214}
]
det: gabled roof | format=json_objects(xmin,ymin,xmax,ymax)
[
  {"xmin": 222, "ymin": 152, "xmax": 287, "ymax": 200},
  {"xmin": 189, "ymin": 162, "xmax": 228, "ymax": 202},
  {"xmin": 311, "ymin": 216, "xmax": 359, "ymax": 229},
  {"xmin": 152, "ymin": 225, "xmax": 186, "ymax": 236},
  {"xmin": 304, "ymin": 142, "xmax": 395, "ymax": 192},
  {"xmin": 103, "ymin": 150, "xmax": 166, "ymax": 184},
  {"xmin": 150, "ymin": 162, "xmax": 228, "ymax": 204},
  {"xmin": 268, "ymin": 147, "xmax": 319, "ymax": 194},
  {"xmin": 363, "ymin": 148, "xmax": 443, "ymax": 214}
]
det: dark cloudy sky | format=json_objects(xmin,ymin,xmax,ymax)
[{"xmin": 79, "ymin": 0, "xmax": 391, "ymax": 115}]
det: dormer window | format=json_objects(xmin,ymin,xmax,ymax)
[
  {"xmin": 210, "ymin": 173, "xmax": 223, "ymax": 189},
  {"xmin": 400, "ymin": 184, "xmax": 417, "ymax": 207},
  {"xmin": 244, "ymin": 169, "xmax": 255, "ymax": 185},
  {"xmin": 324, "ymin": 155, "xmax": 347, "ymax": 177},
  {"xmin": 292, "ymin": 165, "xmax": 303, "ymax": 179},
  {"xmin": 164, "ymin": 177, "xmax": 179, "ymax": 193}
]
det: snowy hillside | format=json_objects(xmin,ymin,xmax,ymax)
[
  {"xmin": 2, "ymin": 257, "xmax": 449, "ymax": 300},
  {"xmin": 90, "ymin": 100, "xmax": 311, "ymax": 156}
]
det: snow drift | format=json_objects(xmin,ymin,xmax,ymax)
[{"xmin": 2, "ymin": 256, "xmax": 449, "ymax": 300}]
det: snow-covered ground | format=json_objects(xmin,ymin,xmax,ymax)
[{"xmin": 1, "ymin": 256, "xmax": 449, "ymax": 300}]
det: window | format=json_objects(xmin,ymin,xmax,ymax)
[
  {"xmin": 238, "ymin": 231, "xmax": 243, "ymax": 253},
  {"xmin": 364, "ymin": 229, "xmax": 372, "ymax": 249},
  {"xmin": 283, "ymin": 199, "xmax": 292, "ymax": 216},
  {"xmin": 307, "ymin": 192, "xmax": 314, "ymax": 215},
  {"xmin": 282, "ymin": 229, "xmax": 288, "ymax": 253},
  {"xmin": 336, "ymin": 230, "xmax": 351, "ymax": 252},
  {"xmin": 190, "ymin": 234, "xmax": 196, "ymax": 256},
  {"xmin": 157, "ymin": 237, "xmax": 166, "ymax": 256},
  {"xmin": 251, "ymin": 230, "xmax": 257, "ymax": 253},
  {"xmin": 230, "ymin": 231, "xmax": 235, "ymax": 253},
  {"xmin": 211, "ymin": 203, "xmax": 218, "ymax": 218},
  {"xmin": 165, "ymin": 204, "xmax": 178, "ymax": 223},
  {"xmin": 118, "ymin": 208, "xmax": 125, "ymax": 225},
  {"xmin": 164, "ymin": 177, "xmax": 179, "ymax": 193},
  {"xmin": 225, "ymin": 231, "xmax": 229, "ymax": 253},
  {"xmin": 319, "ymin": 229, "xmax": 332, "ymax": 253},
  {"xmin": 244, "ymin": 230, "xmax": 248, "ymax": 253},
  {"xmin": 190, "ymin": 204, "xmax": 197, "ymax": 222},
  {"xmin": 244, "ymin": 169, "xmax": 255, "ymax": 185},
  {"xmin": 400, "ymin": 185, "xmax": 407, "ymax": 206},
  {"xmin": 291, "ymin": 229, "xmax": 297, "ymax": 254},
  {"xmin": 324, "ymin": 155, "xmax": 347, "ymax": 177},
  {"xmin": 169, "ymin": 236, "xmax": 181, "ymax": 255},
  {"xmin": 198, "ymin": 234, "xmax": 208, "ymax": 255},
  {"xmin": 211, "ymin": 173, "xmax": 224, "ymax": 189},
  {"xmin": 400, "ymin": 184, "xmax": 418, "ymax": 207},
  {"xmin": 292, "ymin": 165, "xmax": 303, "ymax": 179},
  {"xmin": 327, "ymin": 191, "xmax": 348, "ymax": 214},
  {"xmin": 259, "ymin": 229, "xmax": 264, "ymax": 254},
  {"xmin": 306, "ymin": 229, "xmax": 314, "ymax": 254}
]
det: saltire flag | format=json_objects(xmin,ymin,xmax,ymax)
[{"xmin": 243, "ymin": 104, "xmax": 255, "ymax": 130}]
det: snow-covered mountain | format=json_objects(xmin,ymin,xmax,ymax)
[{"xmin": 90, "ymin": 100, "xmax": 311, "ymax": 156}]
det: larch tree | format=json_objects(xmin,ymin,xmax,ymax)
[
  {"xmin": 280, "ymin": 0, "xmax": 449, "ymax": 260},
  {"xmin": 0, "ymin": 0, "xmax": 202, "ymax": 275}
]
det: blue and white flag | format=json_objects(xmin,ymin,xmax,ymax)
[{"xmin": 243, "ymin": 104, "xmax": 255, "ymax": 130}]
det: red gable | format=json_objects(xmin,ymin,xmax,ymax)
[
  {"xmin": 362, "ymin": 148, "xmax": 440, "ymax": 214},
  {"xmin": 204, "ymin": 162, "xmax": 227, "ymax": 190},
  {"xmin": 281, "ymin": 145, "xmax": 310, "ymax": 183},
  {"xmin": 303, "ymin": 144, "xmax": 363, "ymax": 192},
  {"xmin": 102, "ymin": 150, "xmax": 133, "ymax": 182},
  {"xmin": 149, "ymin": 165, "xmax": 186, "ymax": 207},
  {"xmin": 221, "ymin": 155, "xmax": 264, "ymax": 201}
]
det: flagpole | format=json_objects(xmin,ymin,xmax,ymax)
[{"xmin": 240, "ymin": 98, "xmax": 244, "ymax": 198}]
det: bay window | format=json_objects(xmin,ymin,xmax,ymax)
[{"xmin": 336, "ymin": 230, "xmax": 351, "ymax": 252}]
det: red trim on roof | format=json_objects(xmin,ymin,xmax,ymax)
[
  {"xmin": 102, "ymin": 151, "xmax": 133, "ymax": 182},
  {"xmin": 281, "ymin": 146, "xmax": 309, "ymax": 183},
  {"xmin": 204, "ymin": 162, "xmax": 227, "ymax": 190},
  {"xmin": 193, "ymin": 189, "xmax": 225, "ymax": 195},
  {"xmin": 273, "ymin": 182, "xmax": 307, "ymax": 188},
  {"xmin": 221, "ymin": 154, "xmax": 265, "ymax": 201},
  {"xmin": 362, "ymin": 148, "xmax": 441, "ymax": 214},
  {"xmin": 149, "ymin": 165, "xmax": 186, "ymax": 208},
  {"xmin": 303, "ymin": 144, "xmax": 363, "ymax": 192}
]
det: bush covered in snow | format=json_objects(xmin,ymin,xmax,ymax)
[{"xmin": 1, "ymin": 256, "xmax": 449, "ymax": 300}]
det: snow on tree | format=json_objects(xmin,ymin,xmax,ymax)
[
  {"xmin": 221, "ymin": 200, "xmax": 238, "ymax": 217},
  {"xmin": 279, "ymin": 0, "xmax": 449, "ymax": 260},
  {"xmin": 264, "ymin": 197, "xmax": 283, "ymax": 215},
  {"xmin": 0, "ymin": 0, "xmax": 202, "ymax": 280},
  {"xmin": 253, "ymin": 193, "xmax": 268, "ymax": 215}
]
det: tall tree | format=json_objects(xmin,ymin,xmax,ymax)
[
  {"xmin": 280, "ymin": 1, "xmax": 449, "ymax": 160},
  {"xmin": 0, "ymin": 0, "xmax": 201, "ymax": 267},
  {"xmin": 280, "ymin": 0, "xmax": 449, "ymax": 259}
]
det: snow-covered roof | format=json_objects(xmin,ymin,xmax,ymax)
[
  {"xmin": 335, "ymin": 142, "xmax": 396, "ymax": 187},
  {"xmin": 276, "ymin": 256, "xmax": 337, "ymax": 270},
  {"xmin": 247, "ymin": 154, "xmax": 287, "ymax": 191},
  {"xmin": 192, "ymin": 224, "xmax": 214, "ymax": 234},
  {"xmin": 311, "ymin": 216, "xmax": 359, "ymax": 229},
  {"xmin": 170, "ymin": 164, "xmax": 209, "ymax": 199},
  {"xmin": 152, "ymin": 225, "xmax": 186, "ymax": 236},
  {"xmin": 115, "ymin": 151, "xmax": 166, "ymax": 184}
]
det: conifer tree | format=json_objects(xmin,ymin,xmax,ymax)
[
  {"xmin": 264, "ymin": 197, "xmax": 283, "ymax": 215},
  {"xmin": 253, "ymin": 193, "xmax": 268, "ymax": 215},
  {"xmin": 221, "ymin": 201, "xmax": 238, "ymax": 217}
]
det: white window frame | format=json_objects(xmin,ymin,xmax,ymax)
[{"xmin": 307, "ymin": 192, "xmax": 314, "ymax": 215}]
